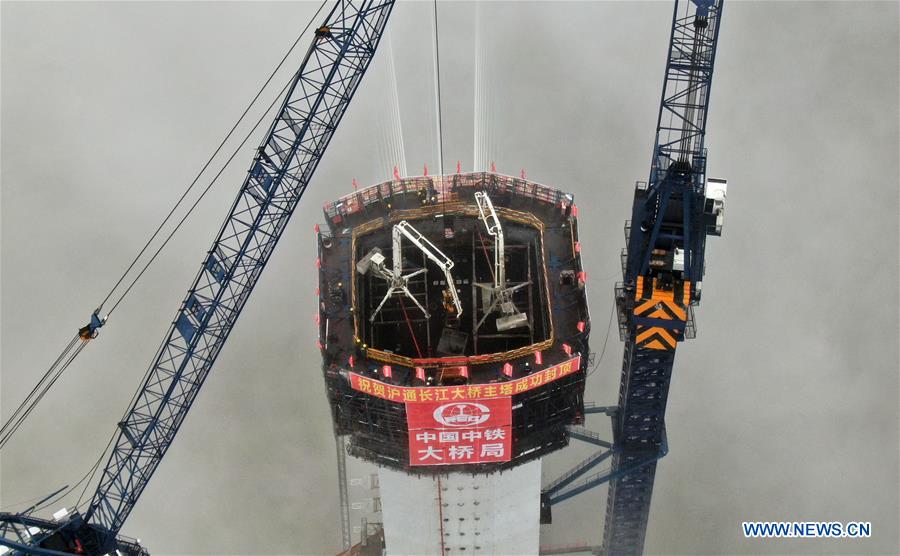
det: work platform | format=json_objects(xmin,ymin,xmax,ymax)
[{"xmin": 317, "ymin": 172, "xmax": 591, "ymax": 474}]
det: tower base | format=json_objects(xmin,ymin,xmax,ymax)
[{"xmin": 378, "ymin": 459, "xmax": 542, "ymax": 555}]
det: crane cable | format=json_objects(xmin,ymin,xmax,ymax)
[
  {"xmin": 587, "ymin": 303, "xmax": 616, "ymax": 378},
  {"xmin": 99, "ymin": 0, "xmax": 328, "ymax": 318},
  {"xmin": 0, "ymin": 0, "xmax": 329, "ymax": 458},
  {"xmin": 432, "ymin": 0, "xmax": 445, "ymax": 178},
  {"xmin": 432, "ymin": 0, "xmax": 448, "ymax": 248},
  {"xmin": 0, "ymin": 334, "xmax": 82, "ymax": 451}
]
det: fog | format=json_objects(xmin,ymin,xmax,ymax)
[{"xmin": 2, "ymin": 1, "xmax": 898, "ymax": 554}]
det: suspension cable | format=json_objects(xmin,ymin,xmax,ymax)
[
  {"xmin": 106, "ymin": 74, "xmax": 296, "ymax": 317},
  {"xmin": 0, "ymin": 334, "xmax": 78, "ymax": 445},
  {"xmin": 57, "ymin": 6, "xmax": 330, "ymax": 512},
  {"xmin": 431, "ymin": 0, "xmax": 448, "ymax": 248},
  {"xmin": 21, "ymin": 56, "xmax": 301, "ymax": 514}
]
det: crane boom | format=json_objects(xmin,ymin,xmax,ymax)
[
  {"xmin": 604, "ymin": 0, "xmax": 726, "ymax": 554},
  {"xmin": 37, "ymin": 0, "xmax": 396, "ymax": 551}
]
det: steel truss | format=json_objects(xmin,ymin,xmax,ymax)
[
  {"xmin": 607, "ymin": 0, "xmax": 724, "ymax": 553},
  {"xmin": 1, "ymin": 1, "xmax": 396, "ymax": 553},
  {"xmin": 543, "ymin": 1, "xmax": 725, "ymax": 554},
  {"xmin": 87, "ymin": 1, "xmax": 397, "ymax": 539}
]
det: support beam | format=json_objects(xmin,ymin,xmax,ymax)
[
  {"xmin": 583, "ymin": 403, "xmax": 618, "ymax": 416},
  {"xmin": 550, "ymin": 445, "xmax": 666, "ymax": 506},
  {"xmin": 543, "ymin": 448, "xmax": 615, "ymax": 496},
  {"xmin": 567, "ymin": 426, "xmax": 613, "ymax": 449}
]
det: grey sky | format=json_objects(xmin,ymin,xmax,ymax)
[{"xmin": 1, "ymin": 1, "xmax": 898, "ymax": 555}]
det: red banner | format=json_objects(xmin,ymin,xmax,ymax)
[
  {"xmin": 349, "ymin": 354, "xmax": 581, "ymax": 403},
  {"xmin": 407, "ymin": 397, "xmax": 512, "ymax": 466}
]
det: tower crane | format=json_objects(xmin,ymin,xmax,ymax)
[
  {"xmin": 0, "ymin": 1, "xmax": 395, "ymax": 553},
  {"xmin": 536, "ymin": 6, "xmax": 727, "ymax": 549},
  {"xmin": 604, "ymin": 0, "xmax": 726, "ymax": 553}
]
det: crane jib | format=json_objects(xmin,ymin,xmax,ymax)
[{"xmin": 80, "ymin": 0, "xmax": 396, "ymax": 546}]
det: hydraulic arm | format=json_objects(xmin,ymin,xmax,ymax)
[
  {"xmin": 366, "ymin": 220, "xmax": 462, "ymax": 322},
  {"xmin": 0, "ymin": 1, "xmax": 395, "ymax": 554},
  {"xmin": 394, "ymin": 221, "xmax": 463, "ymax": 318},
  {"xmin": 474, "ymin": 192, "xmax": 529, "ymax": 331},
  {"xmin": 475, "ymin": 191, "xmax": 505, "ymax": 287}
]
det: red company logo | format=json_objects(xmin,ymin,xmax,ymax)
[{"xmin": 432, "ymin": 402, "xmax": 491, "ymax": 427}]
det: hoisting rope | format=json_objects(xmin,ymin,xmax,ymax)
[
  {"xmin": 398, "ymin": 296, "xmax": 423, "ymax": 358},
  {"xmin": 99, "ymin": 0, "xmax": 328, "ymax": 318},
  {"xmin": 0, "ymin": 335, "xmax": 86, "ymax": 450},
  {"xmin": 432, "ymin": 0, "xmax": 445, "ymax": 179},
  {"xmin": 586, "ymin": 303, "xmax": 616, "ymax": 378},
  {"xmin": 0, "ymin": 0, "xmax": 329, "ymax": 460},
  {"xmin": 431, "ymin": 0, "xmax": 449, "ymax": 249},
  {"xmin": 476, "ymin": 227, "xmax": 495, "ymax": 283}
]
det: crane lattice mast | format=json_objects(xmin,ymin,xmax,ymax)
[
  {"xmin": 604, "ymin": 0, "xmax": 726, "ymax": 553},
  {"xmin": 0, "ymin": 1, "xmax": 395, "ymax": 553}
]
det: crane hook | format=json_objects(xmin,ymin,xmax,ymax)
[{"xmin": 78, "ymin": 308, "xmax": 107, "ymax": 341}]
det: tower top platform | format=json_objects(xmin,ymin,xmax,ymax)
[{"xmin": 317, "ymin": 172, "xmax": 591, "ymax": 473}]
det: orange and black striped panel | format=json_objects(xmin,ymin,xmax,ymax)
[{"xmin": 633, "ymin": 276, "xmax": 691, "ymax": 351}]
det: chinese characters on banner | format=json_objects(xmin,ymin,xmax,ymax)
[
  {"xmin": 347, "ymin": 355, "xmax": 581, "ymax": 466},
  {"xmin": 407, "ymin": 398, "xmax": 512, "ymax": 466},
  {"xmin": 348, "ymin": 355, "xmax": 581, "ymax": 403}
]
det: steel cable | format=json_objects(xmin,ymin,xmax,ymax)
[{"xmin": 0, "ymin": 1, "xmax": 331, "ymax": 514}]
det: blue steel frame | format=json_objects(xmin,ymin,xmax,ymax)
[
  {"xmin": 86, "ymin": 0, "xmax": 396, "ymax": 543},
  {"xmin": 0, "ymin": 1, "xmax": 395, "ymax": 553},
  {"xmin": 540, "ymin": 420, "xmax": 667, "ymax": 507},
  {"xmin": 608, "ymin": 1, "xmax": 724, "ymax": 554},
  {"xmin": 625, "ymin": 0, "xmax": 723, "ymax": 290},
  {"xmin": 542, "ymin": 1, "xmax": 725, "ymax": 554}
]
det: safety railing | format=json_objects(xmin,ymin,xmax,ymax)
[
  {"xmin": 324, "ymin": 172, "xmax": 576, "ymax": 225},
  {"xmin": 544, "ymin": 448, "xmax": 614, "ymax": 495}
]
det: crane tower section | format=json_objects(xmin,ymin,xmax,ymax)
[
  {"xmin": 0, "ymin": 1, "xmax": 396, "ymax": 554},
  {"xmin": 604, "ymin": 0, "xmax": 727, "ymax": 553}
]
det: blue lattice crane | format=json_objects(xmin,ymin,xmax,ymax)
[
  {"xmin": 0, "ymin": 1, "xmax": 395, "ymax": 553},
  {"xmin": 539, "ymin": 0, "xmax": 727, "ymax": 553},
  {"xmin": 606, "ymin": 0, "xmax": 727, "ymax": 552}
]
